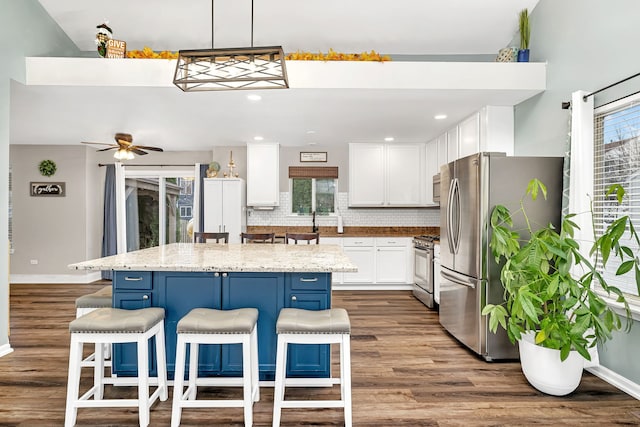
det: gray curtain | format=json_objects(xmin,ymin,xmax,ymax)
[
  {"xmin": 199, "ymin": 163, "xmax": 208, "ymax": 233},
  {"xmin": 101, "ymin": 164, "xmax": 117, "ymax": 280}
]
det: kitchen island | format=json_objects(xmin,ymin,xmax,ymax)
[{"xmin": 69, "ymin": 243, "xmax": 357, "ymax": 381}]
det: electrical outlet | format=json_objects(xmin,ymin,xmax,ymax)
[{"xmin": 30, "ymin": 259, "xmax": 38, "ymax": 265}]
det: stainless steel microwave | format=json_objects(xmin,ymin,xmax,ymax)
[{"xmin": 432, "ymin": 174, "xmax": 441, "ymax": 204}]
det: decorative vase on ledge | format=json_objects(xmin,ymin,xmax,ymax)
[{"xmin": 517, "ymin": 49, "xmax": 530, "ymax": 62}]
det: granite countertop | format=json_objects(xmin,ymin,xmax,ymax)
[
  {"xmin": 247, "ymin": 226, "xmax": 440, "ymax": 238},
  {"xmin": 68, "ymin": 243, "xmax": 358, "ymax": 273}
]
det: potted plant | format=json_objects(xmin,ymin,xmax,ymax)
[
  {"xmin": 517, "ymin": 8, "xmax": 530, "ymax": 62},
  {"xmin": 482, "ymin": 179, "xmax": 640, "ymax": 395}
]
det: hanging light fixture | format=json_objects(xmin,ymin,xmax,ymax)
[{"xmin": 173, "ymin": 0, "xmax": 289, "ymax": 92}]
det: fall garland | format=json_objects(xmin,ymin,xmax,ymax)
[{"xmin": 126, "ymin": 47, "xmax": 390, "ymax": 62}]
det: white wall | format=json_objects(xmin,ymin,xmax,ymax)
[
  {"xmin": 515, "ymin": 0, "xmax": 640, "ymax": 386},
  {"xmin": 0, "ymin": 0, "xmax": 82, "ymax": 354}
]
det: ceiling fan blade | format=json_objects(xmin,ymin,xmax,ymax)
[
  {"xmin": 97, "ymin": 147, "xmax": 118, "ymax": 152},
  {"xmin": 81, "ymin": 141, "xmax": 113, "ymax": 146},
  {"xmin": 133, "ymin": 145, "xmax": 164, "ymax": 152},
  {"xmin": 130, "ymin": 148, "xmax": 148, "ymax": 155}
]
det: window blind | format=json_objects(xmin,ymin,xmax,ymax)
[
  {"xmin": 289, "ymin": 166, "xmax": 338, "ymax": 179},
  {"xmin": 593, "ymin": 99, "xmax": 640, "ymax": 297}
]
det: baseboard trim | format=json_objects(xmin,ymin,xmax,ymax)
[
  {"xmin": 333, "ymin": 284, "xmax": 413, "ymax": 291},
  {"xmin": 10, "ymin": 272, "xmax": 102, "ymax": 284},
  {"xmin": 587, "ymin": 365, "xmax": 640, "ymax": 400},
  {"xmin": 0, "ymin": 343, "xmax": 14, "ymax": 358}
]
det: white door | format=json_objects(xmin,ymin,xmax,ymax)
[
  {"xmin": 203, "ymin": 179, "xmax": 223, "ymax": 233},
  {"xmin": 221, "ymin": 179, "xmax": 244, "ymax": 243}
]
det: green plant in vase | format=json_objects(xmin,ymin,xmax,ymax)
[
  {"xmin": 482, "ymin": 179, "xmax": 640, "ymax": 395},
  {"xmin": 518, "ymin": 8, "xmax": 530, "ymax": 62}
]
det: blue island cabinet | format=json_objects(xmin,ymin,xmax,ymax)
[{"xmin": 112, "ymin": 270, "xmax": 331, "ymax": 381}]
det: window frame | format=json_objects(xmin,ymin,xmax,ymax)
[
  {"xmin": 289, "ymin": 177, "xmax": 338, "ymax": 216},
  {"xmin": 593, "ymin": 92, "xmax": 640, "ymax": 317}
]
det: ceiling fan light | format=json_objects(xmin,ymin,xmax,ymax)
[{"xmin": 113, "ymin": 148, "xmax": 134, "ymax": 160}]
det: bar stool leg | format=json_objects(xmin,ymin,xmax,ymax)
[
  {"xmin": 171, "ymin": 334, "xmax": 187, "ymax": 427},
  {"xmin": 188, "ymin": 341, "xmax": 199, "ymax": 400},
  {"xmin": 65, "ymin": 336, "xmax": 83, "ymax": 427},
  {"xmin": 242, "ymin": 334, "xmax": 253, "ymax": 426},
  {"xmin": 342, "ymin": 335, "xmax": 352, "ymax": 427},
  {"xmin": 156, "ymin": 326, "xmax": 168, "ymax": 401},
  {"xmin": 251, "ymin": 328, "xmax": 260, "ymax": 402},
  {"xmin": 272, "ymin": 336, "xmax": 288, "ymax": 427},
  {"xmin": 93, "ymin": 342, "xmax": 105, "ymax": 400},
  {"xmin": 137, "ymin": 338, "xmax": 150, "ymax": 427}
]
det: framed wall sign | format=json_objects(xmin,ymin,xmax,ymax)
[
  {"xmin": 300, "ymin": 152, "xmax": 327, "ymax": 162},
  {"xmin": 30, "ymin": 182, "xmax": 65, "ymax": 197}
]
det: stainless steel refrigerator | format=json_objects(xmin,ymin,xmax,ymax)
[{"xmin": 439, "ymin": 152, "xmax": 563, "ymax": 361}]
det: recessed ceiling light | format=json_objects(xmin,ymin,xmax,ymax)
[
  {"xmin": 253, "ymin": 136, "xmax": 264, "ymax": 141},
  {"xmin": 308, "ymin": 142, "xmax": 317, "ymax": 146},
  {"xmin": 306, "ymin": 130, "xmax": 316, "ymax": 134},
  {"xmin": 384, "ymin": 137, "xmax": 394, "ymax": 142},
  {"xmin": 247, "ymin": 94, "xmax": 262, "ymax": 101},
  {"xmin": 434, "ymin": 114, "xmax": 447, "ymax": 120}
]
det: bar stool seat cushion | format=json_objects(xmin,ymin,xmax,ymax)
[
  {"xmin": 75, "ymin": 286, "xmax": 112, "ymax": 309},
  {"xmin": 177, "ymin": 308, "xmax": 258, "ymax": 334},
  {"xmin": 70, "ymin": 307, "xmax": 165, "ymax": 333},
  {"xmin": 276, "ymin": 308, "xmax": 351, "ymax": 334}
]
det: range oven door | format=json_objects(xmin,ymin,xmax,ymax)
[{"xmin": 412, "ymin": 246, "xmax": 434, "ymax": 308}]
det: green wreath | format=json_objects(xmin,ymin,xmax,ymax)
[{"xmin": 38, "ymin": 160, "xmax": 57, "ymax": 177}]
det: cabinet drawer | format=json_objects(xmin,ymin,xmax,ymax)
[
  {"xmin": 374, "ymin": 237, "xmax": 408, "ymax": 247},
  {"xmin": 288, "ymin": 273, "xmax": 330, "ymax": 291},
  {"xmin": 114, "ymin": 271, "xmax": 152, "ymax": 290},
  {"xmin": 342, "ymin": 237, "xmax": 374, "ymax": 247}
]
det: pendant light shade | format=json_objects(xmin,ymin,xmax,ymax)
[
  {"xmin": 173, "ymin": 0, "xmax": 289, "ymax": 92},
  {"xmin": 173, "ymin": 46, "xmax": 288, "ymax": 92}
]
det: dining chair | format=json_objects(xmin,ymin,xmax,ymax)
[
  {"xmin": 193, "ymin": 232, "xmax": 229, "ymax": 243},
  {"xmin": 240, "ymin": 232, "xmax": 275, "ymax": 243},
  {"xmin": 285, "ymin": 232, "xmax": 320, "ymax": 245}
]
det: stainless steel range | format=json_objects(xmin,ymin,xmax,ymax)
[{"xmin": 412, "ymin": 235, "xmax": 438, "ymax": 309}]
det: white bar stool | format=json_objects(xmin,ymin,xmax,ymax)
[
  {"xmin": 65, "ymin": 307, "xmax": 168, "ymax": 427},
  {"xmin": 74, "ymin": 286, "xmax": 112, "ymax": 369},
  {"xmin": 272, "ymin": 308, "xmax": 352, "ymax": 427},
  {"xmin": 171, "ymin": 308, "xmax": 260, "ymax": 427}
]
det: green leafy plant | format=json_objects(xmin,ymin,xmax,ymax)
[
  {"xmin": 519, "ymin": 8, "xmax": 530, "ymax": 50},
  {"xmin": 38, "ymin": 159, "xmax": 57, "ymax": 177},
  {"xmin": 482, "ymin": 179, "xmax": 640, "ymax": 361}
]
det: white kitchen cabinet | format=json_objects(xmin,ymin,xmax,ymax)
[
  {"xmin": 349, "ymin": 143, "xmax": 425, "ymax": 207},
  {"xmin": 455, "ymin": 106, "xmax": 514, "ymax": 160},
  {"xmin": 458, "ymin": 112, "xmax": 480, "ymax": 159},
  {"xmin": 437, "ymin": 133, "xmax": 448, "ymax": 169},
  {"xmin": 446, "ymin": 126, "xmax": 459, "ymax": 163},
  {"xmin": 425, "ymin": 139, "xmax": 439, "ymax": 205},
  {"xmin": 374, "ymin": 238, "xmax": 411, "ymax": 284},
  {"xmin": 203, "ymin": 178, "xmax": 246, "ymax": 243},
  {"xmin": 348, "ymin": 144, "xmax": 385, "ymax": 206},
  {"xmin": 342, "ymin": 238, "xmax": 375, "ymax": 284},
  {"xmin": 386, "ymin": 144, "xmax": 425, "ymax": 206},
  {"xmin": 246, "ymin": 142, "xmax": 279, "ymax": 207},
  {"xmin": 320, "ymin": 237, "xmax": 343, "ymax": 284}
]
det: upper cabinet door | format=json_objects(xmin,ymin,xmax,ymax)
[
  {"xmin": 386, "ymin": 144, "xmax": 425, "ymax": 206},
  {"xmin": 458, "ymin": 112, "xmax": 480, "ymax": 159},
  {"xmin": 437, "ymin": 133, "xmax": 448, "ymax": 170},
  {"xmin": 247, "ymin": 143, "xmax": 279, "ymax": 207},
  {"xmin": 349, "ymin": 143, "xmax": 385, "ymax": 206},
  {"xmin": 425, "ymin": 139, "xmax": 439, "ymax": 205},
  {"xmin": 447, "ymin": 126, "xmax": 459, "ymax": 163}
]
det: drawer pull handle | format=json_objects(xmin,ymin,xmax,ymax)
[
  {"xmin": 142, "ymin": 295, "xmax": 149, "ymax": 300},
  {"xmin": 300, "ymin": 278, "xmax": 318, "ymax": 282},
  {"xmin": 124, "ymin": 277, "xmax": 143, "ymax": 281}
]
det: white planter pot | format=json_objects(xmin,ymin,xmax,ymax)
[{"xmin": 518, "ymin": 331, "xmax": 585, "ymax": 396}]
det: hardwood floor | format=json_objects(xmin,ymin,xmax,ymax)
[{"xmin": 1, "ymin": 283, "xmax": 639, "ymax": 426}]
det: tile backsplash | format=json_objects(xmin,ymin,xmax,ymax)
[{"xmin": 248, "ymin": 192, "xmax": 440, "ymax": 227}]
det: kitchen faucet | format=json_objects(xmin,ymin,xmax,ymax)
[{"xmin": 312, "ymin": 211, "xmax": 318, "ymax": 233}]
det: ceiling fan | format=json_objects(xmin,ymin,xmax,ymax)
[{"xmin": 81, "ymin": 133, "xmax": 164, "ymax": 160}]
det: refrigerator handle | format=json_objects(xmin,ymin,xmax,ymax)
[
  {"xmin": 446, "ymin": 178, "xmax": 456, "ymax": 254},
  {"xmin": 441, "ymin": 269, "xmax": 476, "ymax": 289},
  {"xmin": 452, "ymin": 178, "xmax": 461, "ymax": 254}
]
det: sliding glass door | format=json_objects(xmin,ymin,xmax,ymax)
[{"xmin": 117, "ymin": 167, "xmax": 199, "ymax": 253}]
